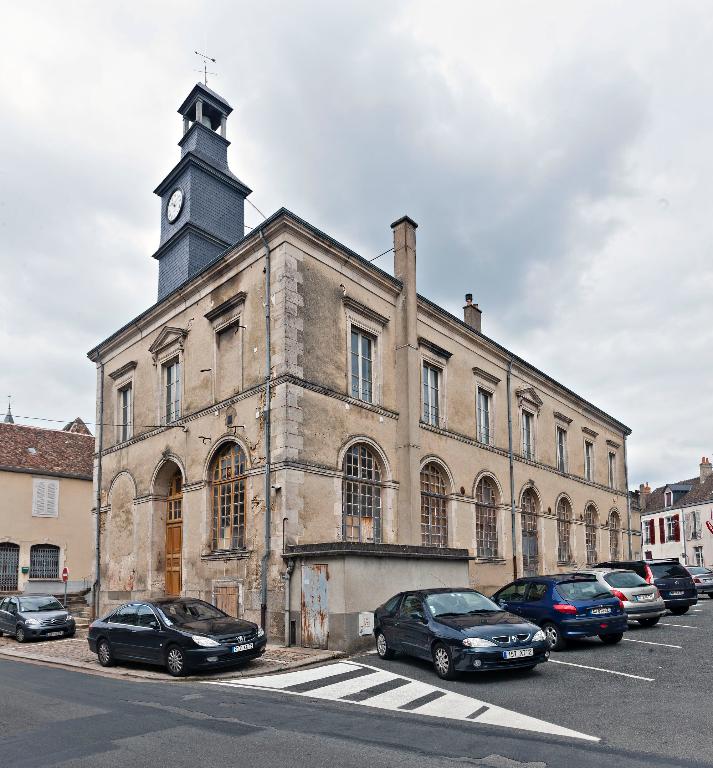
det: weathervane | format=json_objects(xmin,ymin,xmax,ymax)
[{"xmin": 194, "ymin": 51, "xmax": 217, "ymax": 86}]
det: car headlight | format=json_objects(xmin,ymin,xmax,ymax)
[
  {"xmin": 462, "ymin": 637, "xmax": 497, "ymax": 648},
  {"xmin": 24, "ymin": 618, "xmax": 40, "ymax": 627},
  {"xmin": 532, "ymin": 629, "xmax": 546, "ymax": 642},
  {"xmin": 256, "ymin": 627, "xmax": 265, "ymax": 638},
  {"xmin": 191, "ymin": 635, "xmax": 220, "ymax": 648}
]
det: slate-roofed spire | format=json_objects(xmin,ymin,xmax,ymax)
[{"xmin": 3, "ymin": 397, "xmax": 13, "ymax": 424}]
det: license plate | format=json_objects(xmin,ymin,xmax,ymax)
[
  {"xmin": 503, "ymin": 647, "xmax": 534, "ymax": 659},
  {"xmin": 669, "ymin": 591, "xmax": 684, "ymax": 596},
  {"xmin": 231, "ymin": 642, "xmax": 254, "ymax": 653},
  {"xmin": 636, "ymin": 594, "xmax": 654, "ymax": 602},
  {"xmin": 46, "ymin": 631, "xmax": 63, "ymax": 637},
  {"xmin": 591, "ymin": 607, "xmax": 611, "ymax": 615}
]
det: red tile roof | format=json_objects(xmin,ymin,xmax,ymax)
[{"xmin": 0, "ymin": 421, "xmax": 94, "ymax": 480}]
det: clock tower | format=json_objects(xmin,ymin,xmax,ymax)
[{"xmin": 152, "ymin": 83, "xmax": 252, "ymax": 301}]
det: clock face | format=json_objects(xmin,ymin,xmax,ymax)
[{"xmin": 166, "ymin": 188, "xmax": 184, "ymax": 223}]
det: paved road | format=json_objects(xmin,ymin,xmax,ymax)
[{"xmin": 1, "ymin": 599, "xmax": 711, "ymax": 767}]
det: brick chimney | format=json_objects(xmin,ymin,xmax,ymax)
[
  {"xmin": 463, "ymin": 294, "xmax": 482, "ymax": 333},
  {"xmin": 639, "ymin": 482, "xmax": 651, "ymax": 510},
  {"xmin": 700, "ymin": 456, "xmax": 712, "ymax": 482}
]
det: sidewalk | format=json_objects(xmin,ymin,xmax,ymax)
[{"xmin": 0, "ymin": 631, "xmax": 343, "ymax": 682}]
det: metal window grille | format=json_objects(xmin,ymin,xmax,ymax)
[
  {"xmin": 342, "ymin": 444, "xmax": 382, "ymax": 543},
  {"xmin": 585, "ymin": 505, "xmax": 598, "ymax": 564},
  {"xmin": 165, "ymin": 359, "xmax": 181, "ymax": 423},
  {"xmin": 521, "ymin": 412, "xmax": 534, "ymax": 460},
  {"xmin": 422, "ymin": 363, "xmax": 440, "ymax": 426},
  {"xmin": 350, "ymin": 330, "xmax": 373, "ymax": 403},
  {"xmin": 421, "ymin": 462, "xmax": 448, "ymax": 547},
  {"xmin": 0, "ymin": 543, "xmax": 19, "ymax": 591},
  {"xmin": 557, "ymin": 498, "xmax": 572, "ymax": 563},
  {"xmin": 477, "ymin": 390, "xmax": 491, "ymax": 444},
  {"xmin": 475, "ymin": 478, "xmax": 498, "ymax": 558},
  {"xmin": 29, "ymin": 545, "xmax": 59, "ymax": 580},
  {"xmin": 609, "ymin": 511, "xmax": 621, "ymax": 560},
  {"xmin": 521, "ymin": 489, "xmax": 539, "ymax": 574},
  {"xmin": 211, "ymin": 443, "xmax": 247, "ymax": 550}
]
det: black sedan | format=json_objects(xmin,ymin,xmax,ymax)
[
  {"xmin": 88, "ymin": 598, "xmax": 267, "ymax": 676},
  {"xmin": 374, "ymin": 588, "xmax": 550, "ymax": 680},
  {"xmin": 0, "ymin": 595, "xmax": 76, "ymax": 642}
]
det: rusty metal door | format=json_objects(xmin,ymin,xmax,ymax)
[{"xmin": 301, "ymin": 564, "xmax": 328, "ymax": 649}]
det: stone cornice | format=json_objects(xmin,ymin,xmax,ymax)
[
  {"xmin": 108, "ymin": 361, "xmax": 137, "ymax": 381},
  {"xmin": 472, "ymin": 367, "xmax": 501, "ymax": 386},
  {"xmin": 553, "ymin": 411, "xmax": 573, "ymax": 425},
  {"xmin": 582, "ymin": 427, "xmax": 599, "ymax": 438},
  {"xmin": 342, "ymin": 296, "xmax": 390, "ymax": 326},
  {"xmin": 418, "ymin": 337, "xmax": 452, "ymax": 360},
  {"xmin": 204, "ymin": 292, "xmax": 247, "ymax": 322}
]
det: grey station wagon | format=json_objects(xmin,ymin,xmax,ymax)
[{"xmin": 0, "ymin": 595, "xmax": 76, "ymax": 642}]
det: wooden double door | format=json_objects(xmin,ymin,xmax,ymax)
[{"xmin": 165, "ymin": 472, "xmax": 183, "ymax": 596}]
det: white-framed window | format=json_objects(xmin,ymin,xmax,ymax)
[
  {"xmin": 521, "ymin": 410, "xmax": 535, "ymax": 460},
  {"xmin": 694, "ymin": 546, "xmax": 704, "ymax": 566},
  {"xmin": 164, "ymin": 358, "xmax": 181, "ymax": 423},
  {"xmin": 32, "ymin": 478, "xmax": 59, "ymax": 518},
  {"xmin": 643, "ymin": 520, "xmax": 653, "ymax": 545},
  {"xmin": 476, "ymin": 388, "xmax": 493, "ymax": 445},
  {"xmin": 584, "ymin": 440, "xmax": 594, "ymax": 481},
  {"xmin": 118, "ymin": 385, "xmax": 132, "ymax": 442},
  {"xmin": 665, "ymin": 515, "xmax": 677, "ymax": 542},
  {"xmin": 607, "ymin": 451, "xmax": 616, "ymax": 489},
  {"xmin": 556, "ymin": 427, "xmax": 568, "ymax": 473},
  {"xmin": 350, "ymin": 328, "xmax": 374, "ymax": 403},
  {"xmin": 422, "ymin": 362, "xmax": 441, "ymax": 426}
]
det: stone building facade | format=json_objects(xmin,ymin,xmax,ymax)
[{"xmin": 88, "ymin": 83, "xmax": 636, "ymax": 651}]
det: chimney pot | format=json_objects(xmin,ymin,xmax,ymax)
[
  {"xmin": 465, "ymin": 293, "xmax": 473, "ymax": 305},
  {"xmin": 463, "ymin": 295, "xmax": 482, "ymax": 333}
]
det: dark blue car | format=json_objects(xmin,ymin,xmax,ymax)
[{"xmin": 492, "ymin": 574, "xmax": 628, "ymax": 650}]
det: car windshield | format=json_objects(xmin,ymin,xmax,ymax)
[
  {"xmin": 556, "ymin": 580, "xmax": 612, "ymax": 601},
  {"xmin": 603, "ymin": 571, "xmax": 648, "ymax": 588},
  {"xmin": 650, "ymin": 563, "xmax": 690, "ymax": 579},
  {"xmin": 687, "ymin": 566, "xmax": 711, "ymax": 576},
  {"xmin": 425, "ymin": 591, "xmax": 499, "ymax": 617},
  {"xmin": 157, "ymin": 600, "xmax": 225, "ymax": 626},
  {"xmin": 19, "ymin": 597, "xmax": 64, "ymax": 612}
]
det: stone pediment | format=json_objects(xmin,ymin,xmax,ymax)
[
  {"xmin": 149, "ymin": 326, "xmax": 188, "ymax": 362},
  {"xmin": 516, "ymin": 386, "xmax": 543, "ymax": 412}
]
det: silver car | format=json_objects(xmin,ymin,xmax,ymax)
[{"xmin": 575, "ymin": 569, "xmax": 666, "ymax": 627}]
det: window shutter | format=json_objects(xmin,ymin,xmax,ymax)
[
  {"xmin": 33, "ymin": 480, "xmax": 46, "ymax": 516},
  {"xmin": 658, "ymin": 518, "xmax": 665, "ymax": 543},
  {"xmin": 46, "ymin": 481, "xmax": 58, "ymax": 516},
  {"xmin": 673, "ymin": 514, "xmax": 681, "ymax": 542},
  {"xmin": 649, "ymin": 519, "xmax": 655, "ymax": 544}
]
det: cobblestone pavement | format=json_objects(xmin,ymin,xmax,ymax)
[{"xmin": 0, "ymin": 630, "xmax": 343, "ymax": 681}]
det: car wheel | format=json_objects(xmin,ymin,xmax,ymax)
[
  {"xmin": 670, "ymin": 607, "xmax": 689, "ymax": 615},
  {"xmin": 65, "ymin": 629, "xmax": 76, "ymax": 638},
  {"xmin": 542, "ymin": 622, "xmax": 567, "ymax": 651},
  {"xmin": 97, "ymin": 639, "xmax": 114, "ymax": 667},
  {"xmin": 166, "ymin": 645, "xmax": 187, "ymax": 677},
  {"xmin": 432, "ymin": 642, "xmax": 457, "ymax": 680},
  {"xmin": 599, "ymin": 632, "xmax": 623, "ymax": 645},
  {"xmin": 375, "ymin": 631, "xmax": 395, "ymax": 660},
  {"xmin": 15, "ymin": 626, "xmax": 26, "ymax": 643},
  {"xmin": 637, "ymin": 617, "xmax": 660, "ymax": 627}
]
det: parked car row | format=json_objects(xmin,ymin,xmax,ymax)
[
  {"xmin": 373, "ymin": 558, "xmax": 703, "ymax": 680},
  {"xmin": 0, "ymin": 595, "xmax": 76, "ymax": 642}
]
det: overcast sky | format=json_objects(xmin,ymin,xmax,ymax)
[{"xmin": 1, "ymin": 1, "xmax": 711, "ymax": 489}]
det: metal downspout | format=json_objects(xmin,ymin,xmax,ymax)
[
  {"xmin": 260, "ymin": 228, "xmax": 272, "ymax": 631},
  {"xmin": 624, "ymin": 434, "xmax": 633, "ymax": 558},
  {"xmin": 507, "ymin": 359, "xmax": 518, "ymax": 580},
  {"xmin": 93, "ymin": 362, "xmax": 105, "ymax": 619}
]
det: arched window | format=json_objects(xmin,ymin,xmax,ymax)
[
  {"xmin": 556, "ymin": 497, "xmax": 573, "ymax": 563},
  {"xmin": 29, "ymin": 544, "xmax": 59, "ymax": 579},
  {"xmin": 421, "ymin": 462, "xmax": 448, "ymax": 547},
  {"xmin": 609, "ymin": 510, "xmax": 621, "ymax": 560},
  {"xmin": 342, "ymin": 444, "xmax": 382, "ymax": 543},
  {"xmin": 521, "ymin": 488, "xmax": 539, "ymax": 575},
  {"xmin": 211, "ymin": 443, "xmax": 247, "ymax": 550},
  {"xmin": 475, "ymin": 477, "xmax": 498, "ymax": 558},
  {"xmin": 584, "ymin": 504, "xmax": 598, "ymax": 564}
]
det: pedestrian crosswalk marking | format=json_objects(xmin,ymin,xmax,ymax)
[{"xmin": 205, "ymin": 661, "xmax": 598, "ymax": 742}]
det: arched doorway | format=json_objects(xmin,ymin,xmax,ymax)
[
  {"xmin": 521, "ymin": 488, "xmax": 539, "ymax": 576},
  {"xmin": 165, "ymin": 470, "xmax": 183, "ymax": 596}
]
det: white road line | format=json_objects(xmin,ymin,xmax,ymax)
[
  {"xmin": 660, "ymin": 622, "xmax": 698, "ymax": 629},
  {"xmin": 623, "ymin": 638, "xmax": 682, "ymax": 649},
  {"xmin": 548, "ymin": 659, "xmax": 654, "ymax": 681},
  {"xmin": 214, "ymin": 661, "xmax": 360, "ymax": 689},
  {"xmin": 301, "ymin": 669, "xmax": 395, "ymax": 701}
]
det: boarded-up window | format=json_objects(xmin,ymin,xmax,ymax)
[
  {"xmin": 32, "ymin": 478, "xmax": 59, "ymax": 517},
  {"xmin": 216, "ymin": 322, "xmax": 241, "ymax": 402}
]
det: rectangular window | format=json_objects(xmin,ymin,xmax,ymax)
[
  {"xmin": 422, "ymin": 363, "xmax": 440, "ymax": 426},
  {"xmin": 584, "ymin": 441, "xmax": 594, "ymax": 481},
  {"xmin": 119, "ymin": 385, "xmax": 132, "ymax": 442},
  {"xmin": 665, "ymin": 515, "xmax": 681, "ymax": 542},
  {"xmin": 643, "ymin": 520, "xmax": 652, "ymax": 545},
  {"xmin": 350, "ymin": 329, "xmax": 373, "ymax": 403},
  {"xmin": 32, "ymin": 479, "xmax": 59, "ymax": 518},
  {"xmin": 164, "ymin": 359, "xmax": 181, "ymax": 423},
  {"xmin": 607, "ymin": 451, "xmax": 616, "ymax": 488},
  {"xmin": 556, "ymin": 427, "xmax": 567, "ymax": 473},
  {"xmin": 690, "ymin": 510, "xmax": 702, "ymax": 540},
  {"xmin": 521, "ymin": 411, "xmax": 534, "ymax": 460},
  {"xmin": 476, "ymin": 389, "xmax": 492, "ymax": 444},
  {"xmin": 694, "ymin": 546, "xmax": 704, "ymax": 566}
]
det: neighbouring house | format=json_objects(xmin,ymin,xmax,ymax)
[
  {"xmin": 87, "ymin": 82, "xmax": 636, "ymax": 652},
  {"xmin": 638, "ymin": 457, "xmax": 713, "ymax": 567},
  {"xmin": 0, "ymin": 409, "xmax": 94, "ymax": 596}
]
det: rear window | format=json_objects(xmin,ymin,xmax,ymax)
[
  {"xmin": 687, "ymin": 567, "xmax": 711, "ymax": 576},
  {"xmin": 556, "ymin": 580, "xmax": 612, "ymax": 601},
  {"xmin": 603, "ymin": 571, "xmax": 648, "ymax": 588},
  {"xmin": 650, "ymin": 563, "xmax": 690, "ymax": 579}
]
